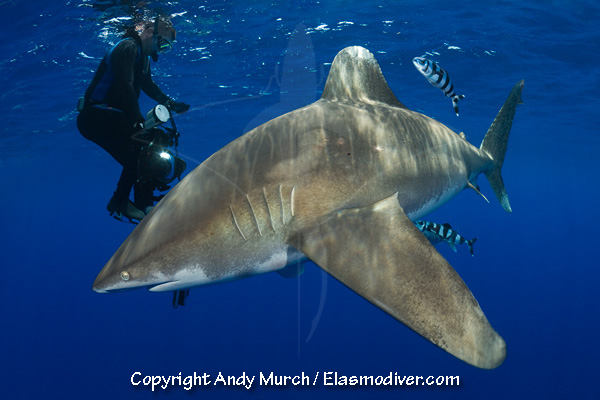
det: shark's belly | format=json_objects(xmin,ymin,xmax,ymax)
[
  {"xmin": 404, "ymin": 183, "xmax": 463, "ymax": 221},
  {"xmin": 397, "ymin": 162, "xmax": 469, "ymax": 221}
]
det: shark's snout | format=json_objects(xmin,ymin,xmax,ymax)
[
  {"xmin": 92, "ymin": 261, "xmax": 154, "ymax": 293},
  {"xmin": 92, "ymin": 265, "xmax": 112, "ymax": 293}
]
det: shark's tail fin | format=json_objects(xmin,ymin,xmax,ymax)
[{"xmin": 479, "ymin": 80, "xmax": 524, "ymax": 213}]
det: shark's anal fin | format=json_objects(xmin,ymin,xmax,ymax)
[{"xmin": 290, "ymin": 193, "xmax": 505, "ymax": 369}]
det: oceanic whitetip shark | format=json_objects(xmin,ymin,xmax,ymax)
[{"xmin": 93, "ymin": 46, "xmax": 523, "ymax": 369}]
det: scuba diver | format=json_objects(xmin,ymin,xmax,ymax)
[{"xmin": 77, "ymin": 17, "xmax": 189, "ymax": 223}]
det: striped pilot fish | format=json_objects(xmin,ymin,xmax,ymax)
[
  {"xmin": 415, "ymin": 220, "xmax": 477, "ymax": 256},
  {"xmin": 413, "ymin": 57, "xmax": 465, "ymax": 116}
]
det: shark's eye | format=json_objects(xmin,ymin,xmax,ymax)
[{"xmin": 120, "ymin": 271, "xmax": 130, "ymax": 281}]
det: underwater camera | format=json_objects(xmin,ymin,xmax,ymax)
[{"xmin": 137, "ymin": 105, "xmax": 186, "ymax": 190}]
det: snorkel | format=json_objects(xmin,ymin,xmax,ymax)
[{"xmin": 151, "ymin": 18, "xmax": 159, "ymax": 62}]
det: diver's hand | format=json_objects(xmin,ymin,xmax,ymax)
[{"xmin": 166, "ymin": 99, "xmax": 190, "ymax": 114}]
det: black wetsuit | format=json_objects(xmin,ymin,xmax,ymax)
[{"xmin": 77, "ymin": 33, "xmax": 170, "ymax": 209}]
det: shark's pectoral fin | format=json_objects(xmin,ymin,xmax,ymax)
[{"xmin": 289, "ymin": 194, "xmax": 505, "ymax": 369}]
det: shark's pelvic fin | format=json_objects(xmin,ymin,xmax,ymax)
[
  {"xmin": 321, "ymin": 46, "xmax": 408, "ymax": 109},
  {"xmin": 290, "ymin": 193, "xmax": 506, "ymax": 369},
  {"xmin": 277, "ymin": 262, "xmax": 305, "ymax": 278},
  {"xmin": 480, "ymin": 80, "xmax": 524, "ymax": 213}
]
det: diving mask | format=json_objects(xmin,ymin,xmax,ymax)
[
  {"xmin": 157, "ymin": 35, "xmax": 173, "ymax": 54},
  {"xmin": 151, "ymin": 18, "xmax": 174, "ymax": 61}
]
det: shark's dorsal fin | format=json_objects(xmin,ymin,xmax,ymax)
[{"xmin": 321, "ymin": 46, "xmax": 407, "ymax": 109}]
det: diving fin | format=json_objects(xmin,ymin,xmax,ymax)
[
  {"xmin": 172, "ymin": 290, "xmax": 190, "ymax": 308},
  {"xmin": 107, "ymin": 198, "xmax": 145, "ymax": 224}
]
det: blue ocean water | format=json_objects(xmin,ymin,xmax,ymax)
[{"xmin": 1, "ymin": 0, "xmax": 599, "ymax": 398}]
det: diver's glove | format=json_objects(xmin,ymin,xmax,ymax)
[{"xmin": 166, "ymin": 99, "xmax": 190, "ymax": 114}]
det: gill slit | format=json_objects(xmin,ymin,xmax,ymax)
[
  {"xmin": 262, "ymin": 187, "xmax": 275, "ymax": 232},
  {"xmin": 246, "ymin": 194, "xmax": 262, "ymax": 236},
  {"xmin": 290, "ymin": 185, "xmax": 296, "ymax": 217},
  {"xmin": 278, "ymin": 185, "xmax": 285, "ymax": 225},
  {"xmin": 229, "ymin": 205, "xmax": 247, "ymax": 241}
]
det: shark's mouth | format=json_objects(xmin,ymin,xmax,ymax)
[
  {"xmin": 93, "ymin": 285, "xmax": 150, "ymax": 294},
  {"xmin": 148, "ymin": 281, "xmax": 179, "ymax": 292},
  {"xmin": 93, "ymin": 273, "xmax": 173, "ymax": 293}
]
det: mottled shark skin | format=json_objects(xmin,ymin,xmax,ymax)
[{"xmin": 93, "ymin": 46, "xmax": 523, "ymax": 369}]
